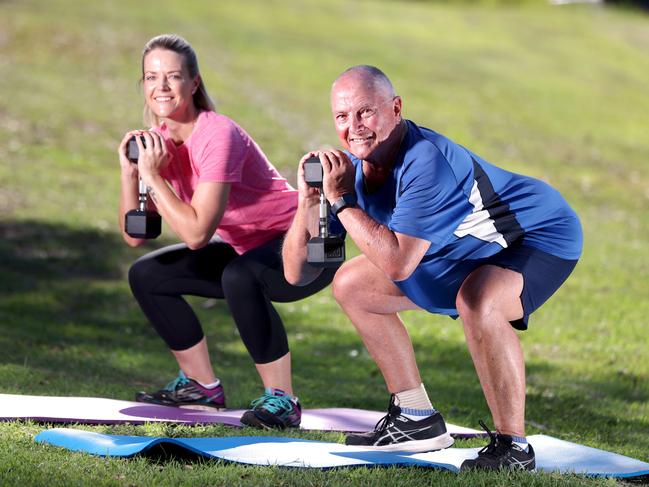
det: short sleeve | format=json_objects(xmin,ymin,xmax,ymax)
[
  {"xmin": 389, "ymin": 146, "xmax": 472, "ymax": 253},
  {"xmin": 191, "ymin": 116, "xmax": 247, "ymax": 183}
]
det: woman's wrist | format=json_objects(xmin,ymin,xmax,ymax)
[
  {"xmin": 144, "ymin": 172, "xmax": 165, "ymax": 190},
  {"xmin": 120, "ymin": 167, "xmax": 139, "ymax": 183},
  {"xmin": 298, "ymin": 194, "xmax": 320, "ymax": 210}
]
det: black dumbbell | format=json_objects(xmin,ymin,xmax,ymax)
[
  {"xmin": 307, "ymin": 234, "xmax": 345, "ymax": 267},
  {"xmin": 303, "ymin": 156, "xmax": 345, "ymax": 268},
  {"xmin": 303, "ymin": 155, "xmax": 323, "ymax": 188},
  {"xmin": 125, "ymin": 207, "xmax": 161, "ymax": 239},
  {"xmin": 127, "ymin": 135, "xmax": 149, "ymax": 163},
  {"xmin": 124, "ymin": 135, "xmax": 161, "ymax": 239}
]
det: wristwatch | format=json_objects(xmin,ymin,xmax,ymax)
[{"xmin": 331, "ymin": 193, "xmax": 357, "ymax": 216}]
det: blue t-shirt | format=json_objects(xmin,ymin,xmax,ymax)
[{"xmin": 331, "ymin": 120, "xmax": 582, "ymax": 313}]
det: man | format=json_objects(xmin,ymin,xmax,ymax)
[{"xmin": 282, "ymin": 65, "xmax": 582, "ymax": 470}]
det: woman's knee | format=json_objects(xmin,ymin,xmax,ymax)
[
  {"xmin": 221, "ymin": 259, "xmax": 259, "ymax": 296},
  {"xmin": 128, "ymin": 258, "xmax": 154, "ymax": 295}
]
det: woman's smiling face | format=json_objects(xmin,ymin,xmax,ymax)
[{"xmin": 142, "ymin": 48, "xmax": 198, "ymax": 122}]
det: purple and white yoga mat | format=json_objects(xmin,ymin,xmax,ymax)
[{"xmin": 0, "ymin": 393, "xmax": 481, "ymax": 437}]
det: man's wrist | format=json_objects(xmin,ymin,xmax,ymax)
[{"xmin": 331, "ymin": 193, "xmax": 357, "ymax": 216}]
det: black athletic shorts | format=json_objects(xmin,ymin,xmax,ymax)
[{"xmin": 482, "ymin": 243, "xmax": 579, "ymax": 330}]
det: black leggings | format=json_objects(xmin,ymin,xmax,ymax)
[{"xmin": 128, "ymin": 236, "xmax": 335, "ymax": 364}]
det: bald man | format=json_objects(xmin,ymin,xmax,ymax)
[{"xmin": 282, "ymin": 65, "xmax": 582, "ymax": 470}]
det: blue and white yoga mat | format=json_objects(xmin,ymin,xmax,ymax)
[{"xmin": 35, "ymin": 428, "xmax": 649, "ymax": 479}]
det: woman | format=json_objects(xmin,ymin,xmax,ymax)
[{"xmin": 117, "ymin": 34, "xmax": 333, "ymax": 429}]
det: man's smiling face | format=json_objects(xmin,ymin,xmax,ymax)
[{"xmin": 331, "ymin": 73, "xmax": 401, "ymax": 162}]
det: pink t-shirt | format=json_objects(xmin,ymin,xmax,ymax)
[{"xmin": 156, "ymin": 111, "xmax": 297, "ymax": 254}]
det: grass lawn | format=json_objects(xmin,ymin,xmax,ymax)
[{"xmin": 0, "ymin": 0, "xmax": 648, "ymax": 485}]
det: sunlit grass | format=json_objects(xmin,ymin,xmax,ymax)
[{"xmin": 0, "ymin": 0, "xmax": 647, "ymax": 485}]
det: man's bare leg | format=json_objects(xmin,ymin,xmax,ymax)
[
  {"xmin": 456, "ymin": 265, "xmax": 526, "ymax": 436},
  {"xmin": 332, "ymin": 255, "xmax": 422, "ymax": 393}
]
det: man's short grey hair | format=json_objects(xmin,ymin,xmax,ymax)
[{"xmin": 333, "ymin": 65, "xmax": 396, "ymax": 98}]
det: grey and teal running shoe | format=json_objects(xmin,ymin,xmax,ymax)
[
  {"xmin": 240, "ymin": 388, "xmax": 301, "ymax": 429},
  {"xmin": 135, "ymin": 370, "xmax": 226, "ymax": 410}
]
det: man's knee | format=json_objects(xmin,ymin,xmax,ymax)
[
  {"xmin": 456, "ymin": 266, "xmax": 524, "ymax": 327},
  {"xmin": 456, "ymin": 282, "xmax": 494, "ymax": 325},
  {"xmin": 331, "ymin": 261, "xmax": 362, "ymax": 306}
]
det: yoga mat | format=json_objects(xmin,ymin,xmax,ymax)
[
  {"xmin": 35, "ymin": 428, "xmax": 649, "ymax": 479},
  {"xmin": 0, "ymin": 393, "xmax": 480, "ymax": 437}
]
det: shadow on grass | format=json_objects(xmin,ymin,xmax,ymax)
[
  {"xmin": 0, "ymin": 219, "xmax": 130, "ymax": 288},
  {"xmin": 0, "ymin": 219, "xmax": 240, "ymax": 394},
  {"xmin": 139, "ymin": 442, "xmax": 208, "ymax": 464},
  {"xmin": 1, "ymin": 219, "xmax": 647, "ymax": 456}
]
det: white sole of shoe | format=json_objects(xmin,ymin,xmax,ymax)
[
  {"xmin": 351, "ymin": 433, "xmax": 455, "ymax": 453},
  {"xmin": 178, "ymin": 404, "xmax": 227, "ymax": 412}
]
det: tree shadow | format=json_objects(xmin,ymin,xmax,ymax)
[
  {"xmin": 0, "ymin": 219, "xmax": 240, "ymax": 393},
  {"xmin": 0, "ymin": 219, "xmax": 130, "ymax": 288}
]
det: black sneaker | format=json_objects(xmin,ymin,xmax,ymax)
[
  {"xmin": 135, "ymin": 371, "xmax": 226, "ymax": 410},
  {"xmin": 344, "ymin": 394, "xmax": 454, "ymax": 452},
  {"xmin": 240, "ymin": 388, "xmax": 302, "ymax": 429},
  {"xmin": 461, "ymin": 421, "xmax": 536, "ymax": 471}
]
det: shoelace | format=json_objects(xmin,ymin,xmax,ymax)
[
  {"xmin": 370, "ymin": 394, "xmax": 400, "ymax": 434},
  {"xmin": 476, "ymin": 420, "xmax": 510, "ymax": 458},
  {"xmin": 164, "ymin": 371, "xmax": 190, "ymax": 391},
  {"xmin": 250, "ymin": 393, "xmax": 294, "ymax": 415}
]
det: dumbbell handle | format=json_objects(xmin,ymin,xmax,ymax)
[
  {"xmin": 319, "ymin": 190, "xmax": 329, "ymax": 238},
  {"xmin": 138, "ymin": 177, "xmax": 148, "ymax": 211}
]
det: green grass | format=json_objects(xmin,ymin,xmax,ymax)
[{"xmin": 1, "ymin": 0, "xmax": 648, "ymax": 485}]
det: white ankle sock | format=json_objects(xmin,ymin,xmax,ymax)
[
  {"xmin": 395, "ymin": 383, "xmax": 436, "ymax": 419},
  {"xmin": 198, "ymin": 379, "xmax": 221, "ymax": 389},
  {"xmin": 511, "ymin": 435, "xmax": 529, "ymax": 452}
]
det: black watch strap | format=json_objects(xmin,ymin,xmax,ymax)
[{"xmin": 331, "ymin": 193, "xmax": 357, "ymax": 216}]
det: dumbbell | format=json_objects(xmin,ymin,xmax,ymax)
[
  {"xmin": 303, "ymin": 156, "xmax": 345, "ymax": 268},
  {"xmin": 124, "ymin": 136, "xmax": 161, "ymax": 239}
]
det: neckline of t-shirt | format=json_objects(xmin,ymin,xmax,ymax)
[
  {"xmin": 160, "ymin": 110, "xmax": 208, "ymax": 147},
  {"xmin": 356, "ymin": 121, "xmax": 411, "ymax": 195}
]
